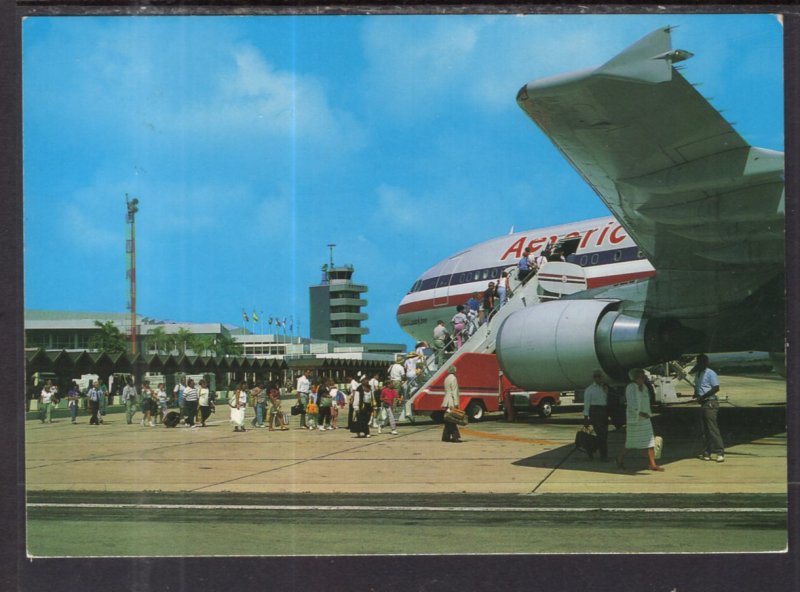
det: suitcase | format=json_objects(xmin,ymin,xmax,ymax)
[
  {"xmin": 163, "ymin": 411, "xmax": 181, "ymax": 428},
  {"xmin": 575, "ymin": 427, "xmax": 600, "ymax": 459},
  {"xmin": 654, "ymin": 435, "xmax": 663, "ymax": 460},
  {"xmin": 444, "ymin": 408, "xmax": 467, "ymax": 426}
]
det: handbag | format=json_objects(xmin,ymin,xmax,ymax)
[
  {"xmin": 306, "ymin": 402, "xmax": 319, "ymax": 415},
  {"xmin": 290, "ymin": 403, "xmax": 303, "ymax": 416},
  {"xmin": 575, "ymin": 426, "xmax": 599, "ymax": 458},
  {"xmin": 444, "ymin": 407, "xmax": 467, "ymax": 426},
  {"xmin": 654, "ymin": 435, "xmax": 664, "ymax": 460}
]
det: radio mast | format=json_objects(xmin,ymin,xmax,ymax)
[{"xmin": 126, "ymin": 195, "xmax": 139, "ymax": 354}]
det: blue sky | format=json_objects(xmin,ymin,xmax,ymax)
[{"xmin": 22, "ymin": 13, "xmax": 784, "ymax": 347}]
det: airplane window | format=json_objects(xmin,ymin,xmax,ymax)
[
  {"xmin": 459, "ymin": 273, "xmax": 465, "ymax": 283},
  {"xmin": 613, "ymin": 250, "xmax": 622, "ymax": 262},
  {"xmin": 591, "ymin": 254, "xmax": 599, "ymax": 265},
  {"xmin": 482, "ymin": 270, "xmax": 488, "ymax": 280},
  {"xmin": 638, "ymin": 250, "xmax": 645, "ymax": 259},
  {"xmin": 490, "ymin": 268, "xmax": 498, "ymax": 279},
  {"xmin": 580, "ymin": 255, "xmax": 588, "ymax": 266}
]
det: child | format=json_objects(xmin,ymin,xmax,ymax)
[{"xmin": 306, "ymin": 383, "xmax": 319, "ymax": 430}]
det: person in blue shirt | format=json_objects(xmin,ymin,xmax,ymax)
[
  {"xmin": 693, "ymin": 354, "xmax": 725, "ymax": 463},
  {"xmin": 517, "ymin": 249, "xmax": 531, "ymax": 283}
]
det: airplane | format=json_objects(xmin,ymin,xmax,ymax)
[{"xmin": 396, "ymin": 26, "xmax": 785, "ymax": 391}]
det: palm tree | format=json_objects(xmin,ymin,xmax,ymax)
[
  {"xmin": 146, "ymin": 326, "xmax": 169, "ymax": 354},
  {"xmin": 88, "ymin": 320, "xmax": 127, "ymax": 354},
  {"xmin": 174, "ymin": 328, "xmax": 193, "ymax": 356},
  {"xmin": 188, "ymin": 334, "xmax": 215, "ymax": 356},
  {"xmin": 214, "ymin": 333, "xmax": 242, "ymax": 356}
]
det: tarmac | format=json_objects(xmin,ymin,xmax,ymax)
[{"xmin": 25, "ymin": 373, "xmax": 787, "ymax": 497}]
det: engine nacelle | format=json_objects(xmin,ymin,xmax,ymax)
[{"xmin": 496, "ymin": 299, "xmax": 683, "ymax": 390}]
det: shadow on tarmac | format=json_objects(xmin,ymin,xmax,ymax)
[{"xmin": 511, "ymin": 404, "xmax": 786, "ymax": 473}]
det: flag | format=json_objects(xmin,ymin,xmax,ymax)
[
  {"xmin": 276, "ymin": 319, "xmax": 282, "ymax": 328},
  {"xmin": 253, "ymin": 310, "xmax": 259, "ymax": 322},
  {"xmin": 268, "ymin": 317, "xmax": 273, "ymax": 325},
  {"xmin": 242, "ymin": 310, "xmax": 249, "ymax": 323}
]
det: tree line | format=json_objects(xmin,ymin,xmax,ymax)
[{"xmin": 88, "ymin": 321, "xmax": 243, "ymax": 356}]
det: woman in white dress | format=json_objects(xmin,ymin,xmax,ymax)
[
  {"xmin": 616, "ymin": 368, "xmax": 664, "ymax": 471},
  {"xmin": 230, "ymin": 382, "xmax": 249, "ymax": 433}
]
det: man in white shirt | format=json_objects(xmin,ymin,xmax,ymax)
[
  {"xmin": 39, "ymin": 381, "xmax": 56, "ymax": 424},
  {"xmin": 583, "ymin": 370, "xmax": 609, "ymax": 461},
  {"xmin": 403, "ymin": 354, "xmax": 419, "ymax": 396},
  {"xmin": 388, "ymin": 359, "xmax": 404, "ymax": 390},
  {"xmin": 693, "ymin": 354, "xmax": 725, "ymax": 462},
  {"xmin": 296, "ymin": 369, "xmax": 312, "ymax": 429},
  {"xmin": 122, "ymin": 379, "xmax": 138, "ymax": 425},
  {"xmin": 432, "ymin": 321, "xmax": 449, "ymax": 368}
]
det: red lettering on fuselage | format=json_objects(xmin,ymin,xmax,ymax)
[
  {"xmin": 596, "ymin": 221, "xmax": 614, "ymax": 245},
  {"xmin": 499, "ymin": 220, "xmax": 629, "ymax": 261},
  {"xmin": 609, "ymin": 225, "xmax": 627, "ymax": 244},
  {"xmin": 527, "ymin": 237, "xmax": 547, "ymax": 254},
  {"xmin": 580, "ymin": 228, "xmax": 597, "ymax": 249},
  {"xmin": 500, "ymin": 237, "xmax": 527, "ymax": 261}
]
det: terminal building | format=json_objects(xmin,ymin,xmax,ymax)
[{"xmin": 24, "ymin": 260, "xmax": 406, "ymax": 392}]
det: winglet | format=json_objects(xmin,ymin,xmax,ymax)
[{"xmin": 596, "ymin": 27, "xmax": 692, "ymax": 84}]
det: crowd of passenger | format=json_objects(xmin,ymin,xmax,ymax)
[
  {"xmin": 34, "ymin": 368, "xmax": 417, "ymax": 438},
  {"xmin": 32, "ymin": 353, "xmax": 727, "ymax": 470}
]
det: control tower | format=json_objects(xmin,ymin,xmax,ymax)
[{"xmin": 309, "ymin": 248, "xmax": 369, "ymax": 344}]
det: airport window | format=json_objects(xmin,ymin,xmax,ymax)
[
  {"xmin": 591, "ymin": 254, "xmax": 599, "ymax": 265},
  {"xmin": 26, "ymin": 333, "xmax": 48, "ymax": 348},
  {"xmin": 613, "ymin": 250, "xmax": 622, "ymax": 262},
  {"xmin": 52, "ymin": 334, "xmax": 74, "ymax": 349}
]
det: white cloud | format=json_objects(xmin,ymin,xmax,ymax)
[
  {"xmin": 374, "ymin": 184, "xmax": 420, "ymax": 229},
  {"xmin": 199, "ymin": 45, "xmax": 367, "ymax": 153},
  {"xmin": 360, "ymin": 17, "xmax": 490, "ymax": 118},
  {"xmin": 359, "ymin": 16, "xmax": 689, "ymax": 116}
]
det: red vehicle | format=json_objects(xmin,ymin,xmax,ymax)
[{"xmin": 411, "ymin": 352, "xmax": 560, "ymax": 422}]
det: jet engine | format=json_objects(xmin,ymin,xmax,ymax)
[{"xmin": 495, "ymin": 299, "xmax": 685, "ymax": 390}]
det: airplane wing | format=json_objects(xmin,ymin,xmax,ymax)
[{"xmin": 517, "ymin": 27, "xmax": 784, "ymax": 276}]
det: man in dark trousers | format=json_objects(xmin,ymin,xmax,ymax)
[
  {"xmin": 693, "ymin": 354, "xmax": 725, "ymax": 463},
  {"xmin": 582, "ymin": 370, "xmax": 609, "ymax": 460}
]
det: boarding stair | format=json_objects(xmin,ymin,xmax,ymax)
[
  {"xmin": 405, "ymin": 269, "xmax": 544, "ymax": 416},
  {"xmin": 402, "ymin": 260, "xmax": 593, "ymax": 421}
]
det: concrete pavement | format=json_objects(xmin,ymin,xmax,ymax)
[{"xmin": 25, "ymin": 374, "xmax": 787, "ymax": 497}]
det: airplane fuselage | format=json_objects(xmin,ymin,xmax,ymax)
[{"xmin": 396, "ymin": 216, "xmax": 655, "ymax": 344}]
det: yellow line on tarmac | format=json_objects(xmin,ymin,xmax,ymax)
[
  {"xmin": 459, "ymin": 428, "xmax": 562, "ymax": 446},
  {"xmin": 747, "ymin": 438, "xmax": 786, "ymax": 445}
]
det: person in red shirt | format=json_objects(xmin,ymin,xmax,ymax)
[{"xmin": 379, "ymin": 384, "xmax": 400, "ymax": 435}]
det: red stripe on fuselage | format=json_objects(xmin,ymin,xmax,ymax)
[{"xmin": 395, "ymin": 270, "xmax": 656, "ymax": 315}]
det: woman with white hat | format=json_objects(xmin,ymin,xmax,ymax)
[{"xmin": 616, "ymin": 368, "xmax": 663, "ymax": 471}]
